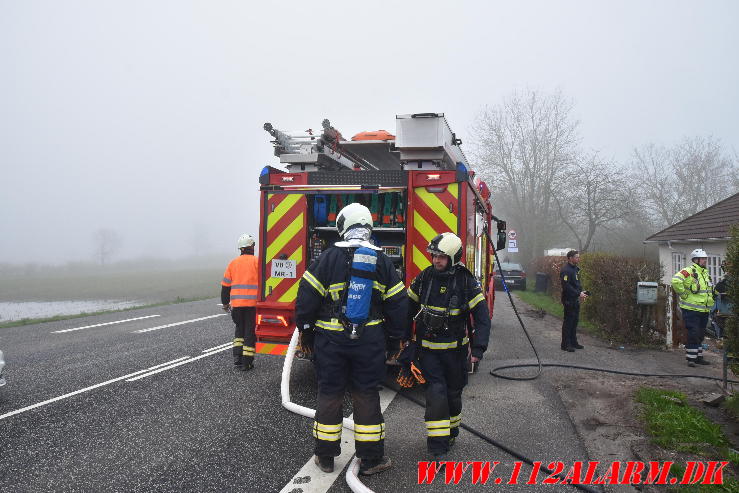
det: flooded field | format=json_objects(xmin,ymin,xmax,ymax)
[
  {"xmin": 0, "ymin": 300, "xmax": 143, "ymax": 322},
  {"xmin": 0, "ymin": 264, "xmax": 221, "ymax": 323}
]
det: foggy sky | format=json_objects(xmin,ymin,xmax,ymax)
[{"xmin": 1, "ymin": 0, "xmax": 737, "ymax": 264}]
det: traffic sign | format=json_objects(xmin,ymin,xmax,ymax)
[{"xmin": 508, "ymin": 230, "xmax": 517, "ymax": 240}]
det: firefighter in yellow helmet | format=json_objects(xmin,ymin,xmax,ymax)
[
  {"xmin": 221, "ymin": 234, "xmax": 259, "ymax": 370},
  {"xmin": 295, "ymin": 203, "xmax": 408, "ymax": 475},
  {"xmin": 406, "ymin": 232, "xmax": 491, "ymax": 459},
  {"xmin": 672, "ymin": 248, "xmax": 715, "ymax": 367}
]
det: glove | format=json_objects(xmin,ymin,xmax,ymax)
[
  {"xmin": 410, "ymin": 362, "xmax": 425, "ymax": 384},
  {"xmin": 396, "ymin": 340, "xmax": 418, "ymax": 368},
  {"xmin": 397, "ymin": 365, "xmax": 416, "ymax": 388},
  {"xmin": 397, "ymin": 361, "xmax": 426, "ymax": 388},
  {"xmin": 298, "ymin": 327, "xmax": 315, "ymax": 360}
]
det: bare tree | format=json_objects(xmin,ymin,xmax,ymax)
[
  {"xmin": 633, "ymin": 136, "xmax": 738, "ymax": 229},
  {"xmin": 92, "ymin": 228, "xmax": 121, "ymax": 266},
  {"xmin": 471, "ymin": 89, "xmax": 580, "ymax": 263},
  {"xmin": 555, "ymin": 152, "xmax": 632, "ymax": 252}
]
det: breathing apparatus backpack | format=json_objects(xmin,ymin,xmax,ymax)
[{"xmin": 342, "ymin": 246, "xmax": 378, "ymax": 339}]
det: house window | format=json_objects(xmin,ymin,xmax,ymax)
[
  {"xmin": 672, "ymin": 252, "xmax": 686, "ymax": 274},
  {"xmin": 706, "ymin": 254, "xmax": 723, "ymax": 282}
]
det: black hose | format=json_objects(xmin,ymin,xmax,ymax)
[
  {"xmin": 490, "ymin": 362, "xmax": 739, "ymax": 384},
  {"xmin": 487, "ymin": 237, "xmax": 543, "ymax": 380},
  {"xmin": 386, "ymin": 383, "xmax": 601, "ymax": 493}
]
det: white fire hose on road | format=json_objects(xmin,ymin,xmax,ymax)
[{"xmin": 281, "ymin": 328, "xmax": 373, "ymax": 493}]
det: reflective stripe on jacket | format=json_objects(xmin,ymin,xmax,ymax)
[
  {"xmin": 222, "ymin": 254, "xmax": 259, "ymax": 307},
  {"xmin": 408, "ymin": 265, "xmax": 490, "ymax": 358},
  {"xmin": 671, "ymin": 263, "xmax": 714, "ymax": 313},
  {"xmin": 295, "ymin": 246, "xmax": 409, "ymax": 344}
]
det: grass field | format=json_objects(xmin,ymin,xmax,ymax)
[
  {"xmin": 0, "ymin": 268, "xmax": 221, "ymax": 303},
  {"xmin": 0, "ymin": 260, "xmax": 226, "ymax": 325},
  {"xmin": 511, "ymin": 285, "xmax": 601, "ymax": 332},
  {"xmin": 511, "ymin": 286, "xmax": 565, "ymax": 318},
  {"xmin": 635, "ymin": 387, "xmax": 739, "ymax": 492}
]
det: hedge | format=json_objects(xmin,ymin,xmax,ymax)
[
  {"xmin": 723, "ymin": 226, "xmax": 739, "ymax": 374},
  {"xmin": 529, "ymin": 253, "xmax": 662, "ymax": 344}
]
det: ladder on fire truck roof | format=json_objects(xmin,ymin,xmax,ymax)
[{"xmin": 263, "ymin": 113, "xmax": 469, "ymax": 173}]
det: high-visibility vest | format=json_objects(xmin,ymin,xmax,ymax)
[
  {"xmin": 671, "ymin": 263, "xmax": 714, "ymax": 313},
  {"xmin": 222, "ymin": 254, "xmax": 259, "ymax": 307}
]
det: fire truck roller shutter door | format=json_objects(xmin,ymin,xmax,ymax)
[
  {"xmin": 264, "ymin": 193, "xmax": 307, "ymax": 303},
  {"xmin": 410, "ymin": 183, "xmax": 459, "ymax": 279}
]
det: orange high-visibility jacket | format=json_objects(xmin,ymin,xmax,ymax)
[{"xmin": 222, "ymin": 254, "xmax": 259, "ymax": 307}]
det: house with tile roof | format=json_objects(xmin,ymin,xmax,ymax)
[{"xmin": 644, "ymin": 192, "xmax": 739, "ymax": 284}]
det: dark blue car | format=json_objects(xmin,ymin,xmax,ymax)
[{"xmin": 493, "ymin": 262, "xmax": 527, "ymax": 291}]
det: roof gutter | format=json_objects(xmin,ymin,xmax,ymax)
[{"xmin": 643, "ymin": 237, "xmax": 730, "ymax": 244}]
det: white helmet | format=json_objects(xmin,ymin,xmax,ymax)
[
  {"xmin": 336, "ymin": 203, "xmax": 373, "ymax": 237},
  {"xmin": 690, "ymin": 248, "xmax": 708, "ymax": 260},
  {"xmin": 427, "ymin": 232, "xmax": 463, "ymax": 265},
  {"xmin": 237, "ymin": 233, "xmax": 255, "ymax": 250}
]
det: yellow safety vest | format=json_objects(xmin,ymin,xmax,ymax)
[{"xmin": 671, "ymin": 263, "xmax": 714, "ymax": 313}]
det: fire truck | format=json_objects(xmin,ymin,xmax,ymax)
[{"xmin": 255, "ymin": 113, "xmax": 506, "ymax": 341}]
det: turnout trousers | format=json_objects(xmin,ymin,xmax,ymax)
[
  {"xmin": 231, "ymin": 307, "xmax": 256, "ymax": 367},
  {"xmin": 561, "ymin": 302, "xmax": 580, "ymax": 349},
  {"xmin": 418, "ymin": 344, "xmax": 468, "ymax": 456},
  {"xmin": 312, "ymin": 331, "xmax": 387, "ymax": 460},
  {"xmin": 682, "ymin": 308, "xmax": 708, "ymax": 362}
]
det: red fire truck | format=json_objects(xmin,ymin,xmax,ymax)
[{"xmin": 255, "ymin": 113, "xmax": 506, "ymax": 341}]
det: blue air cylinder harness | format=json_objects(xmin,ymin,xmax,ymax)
[{"xmin": 344, "ymin": 247, "xmax": 377, "ymax": 339}]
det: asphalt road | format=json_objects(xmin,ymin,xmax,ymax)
[{"xmin": 0, "ymin": 297, "xmax": 591, "ymax": 492}]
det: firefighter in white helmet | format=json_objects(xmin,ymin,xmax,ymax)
[
  {"xmin": 221, "ymin": 234, "xmax": 259, "ymax": 370},
  {"xmin": 672, "ymin": 248, "xmax": 715, "ymax": 367},
  {"xmin": 295, "ymin": 203, "xmax": 408, "ymax": 476},
  {"xmin": 406, "ymin": 232, "xmax": 490, "ymax": 459}
]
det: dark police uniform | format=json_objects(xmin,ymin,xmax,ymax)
[
  {"xmin": 295, "ymin": 245, "xmax": 408, "ymax": 462},
  {"xmin": 559, "ymin": 262, "xmax": 582, "ymax": 350},
  {"xmin": 407, "ymin": 265, "xmax": 490, "ymax": 456}
]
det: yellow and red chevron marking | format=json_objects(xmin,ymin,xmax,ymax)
[
  {"xmin": 255, "ymin": 342, "xmax": 289, "ymax": 356},
  {"xmin": 409, "ymin": 183, "xmax": 459, "ymax": 281},
  {"xmin": 264, "ymin": 193, "xmax": 306, "ymax": 303}
]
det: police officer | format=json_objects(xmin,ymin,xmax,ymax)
[
  {"xmin": 672, "ymin": 249, "xmax": 714, "ymax": 367},
  {"xmin": 560, "ymin": 250, "xmax": 587, "ymax": 352},
  {"xmin": 407, "ymin": 232, "xmax": 490, "ymax": 459},
  {"xmin": 221, "ymin": 234, "xmax": 259, "ymax": 370},
  {"xmin": 295, "ymin": 203, "xmax": 408, "ymax": 476}
]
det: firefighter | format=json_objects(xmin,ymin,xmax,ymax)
[
  {"xmin": 672, "ymin": 249, "xmax": 715, "ymax": 367},
  {"xmin": 407, "ymin": 232, "xmax": 491, "ymax": 459},
  {"xmin": 295, "ymin": 203, "xmax": 408, "ymax": 476},
  {"xmin": 221, "ymin": 234, "xmax": 259, "ymax": 371}
]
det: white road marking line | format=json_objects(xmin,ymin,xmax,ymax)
[
  {"xmin": 0, "ymin": 357, "xmax": 190, "ymax": 421},
  {"xmin": 126, "ymin": 346, "xmax": 232, "ymax": 382},
  {"xmin": 203, "ymin": 342, "xmax": 232, "ymax": 353},
  {"xmin": 133, "ymin": 314, "xmax": 227, "ymax": 333},
  {"xmin": 51, "ymin": 315, "xmax": 161, "ymax": 333},
  {"xmin": 279, "ymin": 386, "xmax": 397, "ymax": 493}
]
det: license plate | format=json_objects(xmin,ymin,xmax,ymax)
[
  {"xmin": 505, "ymin": 279, "xmax": 514, "ymax": 284},
  {"xmin": 271, "ymin": 259, "xmax": 296, "ymax": 278}
]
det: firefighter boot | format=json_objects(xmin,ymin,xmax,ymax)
[
  {"xmin": 314, "ymin": 455, "xmax": 334, "ymax": 473},
  {"xmin": 240, "ymin": 355, "xmax": 254, "ymax": 371},
  {"xmin": 695, "ymin": 356, "xmax": 710, "ymax": 365},
  {"xmin": 359, "ymin": 456, "xmax": 392, "ymax": 476},
  {"xmin": 241, "ymin": 346, "xmax": 255, "ymax": 370}
]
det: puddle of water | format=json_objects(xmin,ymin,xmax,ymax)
[{"xmin": 0, "ymin": 300, "xmax": 143, "ymax": 322}]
